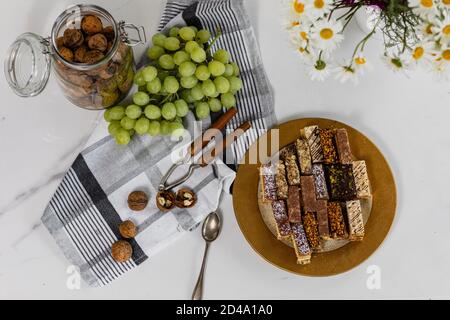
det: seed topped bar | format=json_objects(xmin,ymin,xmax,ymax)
[
  {"xmin": 325, "ymin": 164, "xmax": 357, "ymax": 201},
  {"xmin": 295, "ymin": 138, "xmax": 312, "ymax": 175},
  {"xmin": 346, "ymin": 200, "xmax": 364, "ymax": 241},
  {"xmin": 335, "ymin": 128, "xmax": 353, "ymax": 164},
  {"xmin": 260, "ymin": 164, "xmax": 277, "ymax": 202},
  {"xmin": 312, "ymin": 164, "xmax": 329, "ymax": 200},
  {"xmin": 287, "ymin": 186, "xmax": 302, "ymax": 223},
  {"xmin": 271, "ymin": 200, "xmax": 292, "ymax": 240},
  {"xmin": 303, "ymin": 212, "xmax": 321, "ymax": 250},
  {"xmin": 285, "ymin": 154, "xmax": 301, "ymax": 186},
  {"xmin": 352, "ymin": 160, "xmax": 371, "ymax": 199},
  {"xmin": 319, "ymin": 129, "xmax": 338, "ymax": 164},
  {"xmin": 327, "ymin": 202, "xmax": 348, "ymax": 239},
  {"xmin": 291, "ymin": 223, "xmax": 311, "ymax": 265},
  {"xmin": 316, "ymin": 200, "xmax": 330, "ymax": 240},
  {"xmin": 303, "ymin": 125, "xmax": 324, "ymax": 163},
  {"xmin": 279, "ymin": 143, "xmax": 296, "ymax": 160},
  {"xmin": 275, "ymin": 161, "xmax": 289, "ymax": 200}
]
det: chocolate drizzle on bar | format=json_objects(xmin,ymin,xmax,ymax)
[{"xmin": 304, "ymin": 126, "xmax": 324, "ymax": 163}]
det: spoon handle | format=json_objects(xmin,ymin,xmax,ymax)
[{"xmin": 191, "ymin": 242, "xmax": 210, "ymax": 300}]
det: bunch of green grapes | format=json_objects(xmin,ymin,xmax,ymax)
[{"xmin": 103, "ymin": 26, "xmax": 243, "ymax": 145}]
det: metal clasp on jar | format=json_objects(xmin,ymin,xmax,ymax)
[
  {"xmin": 40, "ymin": 37, "xmax": 52, "ymax": 54},
  {"xmin": 118, "ymin": 21, "xmax": 146, "ymax": 47}
]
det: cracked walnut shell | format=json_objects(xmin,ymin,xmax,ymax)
[
  {"xmin": 175, "ymin": 188, "xmax": 197, "ymax": 208},
  {"xmin": 156, "ymin": 191, "xmax": 176, "ymax": 212}
]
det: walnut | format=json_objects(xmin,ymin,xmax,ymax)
[
  {"xmin": 127, "ymin": 191, "xmax": 148, "ymax": 211},
  {"xmin": 59, "ymin": 47, "xmax": 74, "ymax": 62},
  {"xmin": 81, "ymin": 15, "xmax": 103, "ymax": 35},
  {"xmin": 156, "ymin": 191, "xmax": 176, "ymax": 212},
  {"xmin": 56, "ymin": 37, "xmax": 65, "ymax": 49},
  {"xmin": 63, "ymin": 28, "xmax": 84, "ymax": 48},
  {"xmin": 83, "ymin": 50, "xmax": 105, "ymax": 64},
  {"xmin": 111, "ymin": 240, "xmax": 132, "ymax": 262},
  {"xmin": 74, "ymin": 45, "xmax": 88, "ymax": 63},
  {"xmin": 175, "ymin": 188, "xmax": 197, "ymax": 208},
  {"xmin": 102, "ymin": 26, "xmax": 115, "ymax": 41},
  {"xmin": 88, "ymin": 33, "xmax": 108, "ymax": 52},
  {"xmin": 119, "ymin": 220, "xmax": 137, "ymax": 239}
]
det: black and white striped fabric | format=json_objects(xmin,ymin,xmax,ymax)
[{"xmin": 41, "ymin": 0, "xmax": 275, "ymax": 287}]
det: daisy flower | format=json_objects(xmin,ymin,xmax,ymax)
[
  {"xmin": 408, "ymin": 41, "xmax": 436, "ymax": 65},
  {"xmin": 310, "ymin": 19, "xmax": 344, "ymax": 51},
  {"xmin": 282, "ymin": 0, "xmax": 309, "ymax": 29},
  {"xmin": 305, "ymin": 0, "xmax": 332, "ymax": 19},
  {"xmin": 435, "ymin": 0, "xmax": 450, "ymax": 10},
  {"xmin": 416, "ymin": 21, "xmax": 436, "ymax": 40},
  {"xmin": 307, "ymin": 56, "xmax": 333, "ymax": 81},
  {"xmin": 335, "ymin": 65, "xmax": 359, "ymax": 84},
  {"xmin": 408, "ymin": 0, "xmax": 438, "ymax": 20},
  {"xmin": 432, "ymin": 15, "xmax": 450, "ymax": 46},
  {"xmin": 352, "ymin": 54, "xmax": 371, "ymax": 75},
  {"xmin": 289, "ymin": 23, "xmax": 311, "ymax": 48},
  {"xmin": 382, "ymin": 53, "xmax": 410, "ymax": 74},
  {"xmin": 430, "ymin": 58, "xmax": 450, "ymax": 81},
  {"xmin": 295, "ymin": 46, "xmax": 314, "ymax": 61}
]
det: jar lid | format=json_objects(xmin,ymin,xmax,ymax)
[{"xmin": 4, "ymin": 33, "xmax": 51, "ymax": 97}]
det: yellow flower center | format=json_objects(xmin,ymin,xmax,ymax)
[
  {"xmin": 291, "ymin": 21, "xmax": 300, "ymax": 27},
  {"xmin": 298, "ymin": 47, "xmax": 306, "ymax": 53},
  {"xmin": 320, "ymin": 28, "xmax": 334, "ymax": 40},
  {"xmin": 293, "ymin": 0, "xmax": 305, "ymax": 13},
  {"xmin": 314, "ymin": 0, "xmax": 325, "ymax": 9},
  {"xmin": 443, "ymin": 0, "xmax": 450, "ymax": 5},
  {"xmin": 420, "ymin": 0, "xmax": 433, "ymax": 8},
  {"xmin": 354, "ymin": 57, "xmax": 366, "ymax": 65},
  {"xmin": 426, "ymin": 24, "xmax": 433, "ymax": 34},
  {"xmin": 300, "ymin": 31, "xmax": 308, "ymax": 40},
  {"xmin": 443, "ymin": 50, "xmax": 450, "ymax": 61},
  {"xmin": 413, "ymin": 47, "xmax": 424, "ymax": 60},
  {"xmin": 443, "ymin": 25, "xmax": 450, "ymax": 35}
]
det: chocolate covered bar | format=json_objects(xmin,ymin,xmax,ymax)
[
  {"xmin": 335, "ymin": 128, "xmax": 353, "ymax": 164},
  {"xmin": 287, "ymin": 186, "xmax": 301, "ymax": 223},
  {"xmin": 312, "ymin": 164, "xmax": 329, "ymax": 200},
  {"xmin": 324, "ymin": 164, "xmax": 357, "ymax": 201},
  {"xmin": 316, "ymin": 200, "xmax": 330, "ymax": 240},
  {"xmin": 346, "ymin": 200, "xmax": 364, "ymax": 241},
  {"xmin": 295, "ymin": 138, "xmax": 312, "ymax": 175},
  {"xmin": 260, "ymin": 164, "xmax": 277, "ymax": 202},
  {"xmin": 327, "ymin": 202, "xmax": 348, "ymax": 239},
  {"xmin": 300, "ymin": 175, "xmax": 320, "ymax": 212},
  {"xmin": 303, "ymin": 125, "xmax": 323, "ymax": 163},
  {"xmin": 303, "ymin": 212, "xmax": 321, "ymax": 250},
  {"xmin": 275, "ymin": 161, "xmax": 289, "ymax": 200},
  {"xmin": 285, "ymin": 154, "xmax": 301, "ymax": 186},
  {"xmin": 271, "ymin": 200, "xmax": 292, "ymax": 240},
  {"xmin": 352, "ymin": 160, "xmax": 371, "ymax": 199},
  {"xmin": 319, "ymin": 129, "xmax": 338, "ymax": 164},
  {"xmin": 291, "ymin": 223, "xmax": 311, "ymax": 265}
]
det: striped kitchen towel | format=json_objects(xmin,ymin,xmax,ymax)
[{"xmin": 41, "ymin": 0, "xmax": 275, "ymax": 287}]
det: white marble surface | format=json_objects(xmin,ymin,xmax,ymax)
[{"xmin": 1, "ymin": 0, "xmax": 449, "ymax": 299}]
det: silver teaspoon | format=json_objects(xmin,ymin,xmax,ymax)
[{"xmin": 191, "ymin": 212, "xmax": 221, "ymax": 300}]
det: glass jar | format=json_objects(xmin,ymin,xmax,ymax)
[{"xmin": 4, "ymin": 4, "xmax": 146, "ymax": 110}]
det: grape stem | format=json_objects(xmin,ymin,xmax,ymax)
[{"xmin": 206, "ymin": 27, "xmax": 222, "ymax": 54}]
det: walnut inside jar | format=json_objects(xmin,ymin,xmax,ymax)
[
  {"xmin": 175, "ymin": 189, "xmax": 197, "ymax": 208},
  {"xmin": 156, "ymin": 191, "xmax": 176, "ymax": 212},
  {"xmin": 74, "ymin": 45, "xmax": 88, "ymax": 63},
  {"xmin": 59, "ymin": 47, "xmax": 74, "ymax": 62},
  {"xmin": 88, "ymin": 33, "xmax": 108, "ymax": 52},
  {"xmin": 102, "ymin": 26, "xmax": 115, "ymax": 41},
  {"xmin": 83, "ymin": 50, "xmax": 105, "ymax": 64},
  {"xmin": 81, "ymin": 15, "xmax": 103, "ymax": 34},
  {"xmin": 63, "ymin": 28, "xmax": 84, "ymax": 48}
]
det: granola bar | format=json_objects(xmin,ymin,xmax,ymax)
[
  {"xmin": 303, "ymin": 125, "xmax": 323, "ymax": 163},
  {"xmin": 335, "ymin": 128, "xmax": 353, "ymax": 164},
  {"xmin": 327, "ymin": 202, "xmax": 348, "ymax": 239},
  {"xmin": 312, "ymin": 164, "xmax": 329, "ymax": 200},
  {"xmin": 295, "ymin": 138, "xmax": 312, "ymax": 175},
  {"xmin": 260, "ymin": 164, "xmax": 276, "ymax": 202},
  {"xmin": 291, "ymin": 223, "xmax": 311, "ymax": 265},
  {"xmin": 285, "ymin": 154, "xmax": 301, "ymax": 186},
  {"xmin": 303, "ymin": 212, "xmax": 321, "ymax": 250},
  {"xmin": 346, "ymin": 200, "xmax": 364, "ymax": 241},
  {"xmin": 275, "ymin": 161, "xmax": 289, "ymax": 200},
  {"xmin": 324, "ymin": 164, "xmax": 357, "ymax": 201},
  {"xmin": 287, "ymin": 186, "xmax": 302, "ymax": 223},
  {"xmin": 319, "ymin": 129, "xmax": 338, "ymax": 164},
  {"xmin": 271, "ymin": 201, "xmax": 292, "ymax": 240},
  {"xmin": 352, "ymin": 160, "xmax": 371, "ymax": 199}
]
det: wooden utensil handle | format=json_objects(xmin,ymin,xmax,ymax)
[
  {"xmin": 199, "ymin": 121, "xmax": 251, "ymax": 167},
  {"xmin": 189, "ymin": 107, "xmax": 238, "ymax": 157}
]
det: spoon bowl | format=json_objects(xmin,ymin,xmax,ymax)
[{"xmin": 202, "ymin": 212, "xmax": 221, "ymax": 242}]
